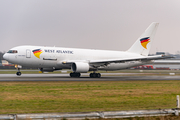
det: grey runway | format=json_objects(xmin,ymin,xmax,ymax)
[{"xmin": 0, "ymin": 73, "xmax": 180, "ymax": 81}]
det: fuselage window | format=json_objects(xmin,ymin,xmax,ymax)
[{"xmin": 7, "ymin": 50, "xmax": 18, "ymax": 53}]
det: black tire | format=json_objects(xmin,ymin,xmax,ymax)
[
  {"xmin": 97, "ymin": 73, "xmax": 101, "ymax": 78},
  {"xmin": 90, "ymin": 73, "xmax": 93, "ymax": 78},
  {"xmin": 70, "ymin": 72, "xmax": 81, "ymax": 77},
  {"xmin": 92, "ymin": 73, "xmax": 96, "ymax": 78},
  {"xmin": 16, "ymin": 72, "xmax": 21, "ymax": 76},
  {"xmin": 89, "ymin": 73, "xmax": 101, "ymax": 78},
  {"xmin": 77, "ymin": 73, "xmax": 81, "ymax": 77},
  {"xmin": 70, "ymin": 73, "xmax": 73, "ymax": 77}
]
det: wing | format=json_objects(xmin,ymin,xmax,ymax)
[
  {"xmin": 62, "ymin": 55, "xmax": 173, "ymax": 66},
  {"xmin": 90, "ymin": 55, "xmax": 172, "ymax": 63}
]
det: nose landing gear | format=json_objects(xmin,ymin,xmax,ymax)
[{"xmin": 15, "ymin": 65, "xmax": 22, "ymax": 76}]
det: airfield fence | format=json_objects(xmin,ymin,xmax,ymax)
[{"xmin": 0, "ymin": 109, "xmax": 180, "ymax": 120}]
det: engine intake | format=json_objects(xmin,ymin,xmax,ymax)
[{"xmin": 71, "ymin": 62, "xmax": 89, "ymax": 73}]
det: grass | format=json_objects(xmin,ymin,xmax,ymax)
[{"xmin": 0, "ymin": 80, "xmax": 180, "ymax": 114}]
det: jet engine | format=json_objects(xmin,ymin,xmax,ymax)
[{"xmin": 71, "ymin": 62, "xmax": 89, "ymax": 73}]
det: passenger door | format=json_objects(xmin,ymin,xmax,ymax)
[{"xmin": 26, "ymin": 49, "xmax": 31, "ymax": 58}]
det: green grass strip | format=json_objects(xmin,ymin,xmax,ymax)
[{"xmin": 0, "ymin": 80, "xmax": 179, "ymax": 114}]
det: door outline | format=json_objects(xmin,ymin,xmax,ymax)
[{"xmin": 26, "ymin": 49, "xmax": 31, "ymax": 58}]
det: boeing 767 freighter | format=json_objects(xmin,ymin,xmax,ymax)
[{"xmin": 3, "ymin": 22, "xmax": 169, "ymax": 78}]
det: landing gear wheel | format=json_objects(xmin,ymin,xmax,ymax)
[
  {"xmin": 16, "ymin": 72, "xmax": 21, "ymax": 76},
  {"xmin": 89, "ymin": 73, "xmax": 101, "ymax": 78},
  {"xmin": 90, "ymin": 73, "xmax": 93, "ymax": 78},
  {"xmin": 96, "ymin": 73, "xmax": 101, "ymax": 78},
  {"xmin": 70, "ymin": 72, "xmax": 81, "ymax": 77}
]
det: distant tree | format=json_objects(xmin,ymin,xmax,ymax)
[{"xmin": 176, "ymin": 51, "xmax": 180, "ymax": 55}]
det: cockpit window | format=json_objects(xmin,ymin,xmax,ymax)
[{"xmin": 7, "ymin": 50, "xmax": 18, "ymax": 53}]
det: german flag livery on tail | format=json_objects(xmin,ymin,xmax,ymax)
[{"xmin": 140, "ymin": 37, "xmax": 150, "ymax": 49}]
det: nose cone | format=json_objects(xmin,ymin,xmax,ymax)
[{"xmin": 3, "ymin": 53, "xmax": 9, "ymax": 60}]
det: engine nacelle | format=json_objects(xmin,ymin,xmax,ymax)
[{"xmin": 71, "ymin": 62, "xmax": 89, "ymax": 73}]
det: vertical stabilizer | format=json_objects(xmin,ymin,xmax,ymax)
[{"xmin": 127, "ymin": 22, "xmax": 159, "ymax": 56}]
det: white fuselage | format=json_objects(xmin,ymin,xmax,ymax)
[
  {"xmin": 3, "ymin": 23, "xmax": 160, "ymax": 77},
  {"xmin": 4, "ymin": 45, "xmax": 146, "ymax": 71}
]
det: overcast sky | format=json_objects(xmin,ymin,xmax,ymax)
[{"xmin": 1, "ymin": 0, "xmax": 180, "ymax": 54}]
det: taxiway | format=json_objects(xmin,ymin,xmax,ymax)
[{"xmin": 0, "ymin": 73, "xmax": 180, "ymax": 81}]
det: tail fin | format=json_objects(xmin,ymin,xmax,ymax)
[{"xmin": 127, "ymin": 22, "xmax": 159, "ymax": 56}]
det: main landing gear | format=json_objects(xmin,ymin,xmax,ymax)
[
  {"xmin": 89, "ymin": 73, "xmax": 101, "ymax": 78},
  {"xmin": 69, "ymin": 72, "xmax": 101, "ymax": 78},
  {"xmin": 70, "ymin": 72, "xmax": 81, "ymax": 77}
]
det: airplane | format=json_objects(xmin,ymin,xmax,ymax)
[{"xmin": 3, "ymin": 22, "xmax": 170, "ymax": 78}]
